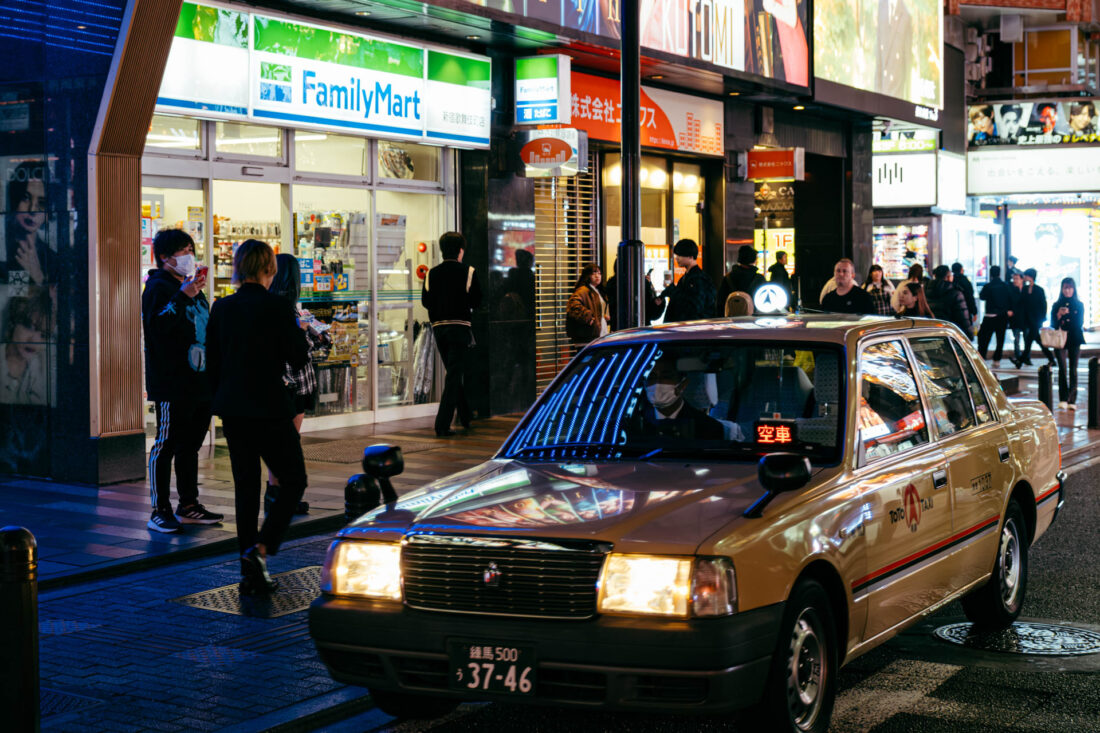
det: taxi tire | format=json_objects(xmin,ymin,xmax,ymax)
[
  {"xmin": 961, "ymin": 500, "xmax": 1028, "ymax": 630},
  {"xmin": 369, "ymin": 690, "xmax": 458, "ymax": 720},
  {"xmin": 750, "ymin": 578, "xmax": 837, "ymax": 733}
]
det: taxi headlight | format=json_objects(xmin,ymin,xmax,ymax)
[
  {"xmin": 320, "ymin": 541, "xmax": 402, "ymax": 600},
  {"xmin": 597, "ymin": 554, "xmax": 737, "ymax": 618}
]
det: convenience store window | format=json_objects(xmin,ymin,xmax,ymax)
[
  {"xmin": 214, "ymin": 121, "xmax": 283, "ymax": 160},
  {"xmin": 211, "ymin": 180, "xmax": 285, "ymax": 299},
  {"xmin": 295, "ymin": 132, "xmax": 369, "ymax": 178},
  {"xmin": 377, "ymin": 140, "xmax": 441, "ymax": 183},
  {"xmin": 145, "ymin": 115, "xmax": 202, "ymax": 154}
]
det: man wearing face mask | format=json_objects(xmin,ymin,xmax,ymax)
[
  {"xmin": 644, "ymin": 357, "xmax": 725, "ymax": 440},
  {"xmin": 141, "ymin": 229, "xmax": 223, "ymax": 533}
]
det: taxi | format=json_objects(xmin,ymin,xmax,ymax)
[{"xmin": 309, "ymin": 315, "xmax": 1063, "ymax": 733}]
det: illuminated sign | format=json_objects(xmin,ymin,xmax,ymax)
[
  {"xmin": 747, "ymin": 148, "xmax": 805, "ymax": 180},
  {"xmin": 755, "ymin": 419, "xmax": 796, "ymax": 445},
  {"xmin": 753, "ymin": 283, "xmax": 790, "ymax": 314},
  {"xmin": 517, "ymin": 128, "xmax": 588, "ymax": 178},
  {"xmin": 969, "ymin": 100, "xmax": 1100, "ymax": 147},
  {"xmin": 515, "ymin": 55, "xmax": 570, "ymax": 125},
  {"xmin": 967, "ymin": 147, "xmax": 1100, "ymax": 195}
]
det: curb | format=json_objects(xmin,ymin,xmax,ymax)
[
  {"xmin": 38, "ymin": 511, "xmax": 347, "ymax": 592},
  {"xmin": 215, "ymin": 687, "xmax": 374, "ymax": 733}
]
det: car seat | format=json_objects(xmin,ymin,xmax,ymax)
[{"xmin": 734, "ymin": 364, "xmax": 814, "ymax": 425}]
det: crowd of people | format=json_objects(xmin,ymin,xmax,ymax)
[{"xmin": 565, "ymin": 243, "xmax": 1086, "ymax": 411}]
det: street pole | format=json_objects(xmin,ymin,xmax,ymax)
[
  {"xmin": 1, "ymin": 526, "xmax": 40, "ymax": 732},
  {"xmin": 616, "ymin": 0, "xmax": 644, "ymax": 330}
]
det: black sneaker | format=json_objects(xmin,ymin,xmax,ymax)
[
  {"xmin": 175, "ymin": 503, "xmax": 224, "ymax": 525},
  {"xmin": 148, "ymin": 509, "xmax": 181, "ymax": 534}
]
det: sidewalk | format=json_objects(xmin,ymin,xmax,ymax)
[{"xmin": 0, "ymin": 416, "xmax": 520, "ymax": 589}]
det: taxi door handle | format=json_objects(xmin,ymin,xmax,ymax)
[
  {"xmin": 998, "ymin": 445, "xmax": 1010, "ymax": 463},
  {"xmin": 932, "ymin": 470, "xmax": 948, "ymax": 489}
]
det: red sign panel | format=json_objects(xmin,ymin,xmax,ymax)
[{"xmin": 748, "ymin": 148, "xmax": 805, "ymax": 180}]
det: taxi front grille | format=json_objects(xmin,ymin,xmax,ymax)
[{"xmin": 401, "ymin": 535, "xmax": 608, "ymax": 619}]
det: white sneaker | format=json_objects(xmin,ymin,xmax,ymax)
[{"xmin": 1058, "ymin": 401, "xmax": 1068, "ymax": 409}]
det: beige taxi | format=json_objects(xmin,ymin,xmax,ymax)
[{"xmin": 309, "ymin": 315, "xmax": 1064, "ymax": 733}]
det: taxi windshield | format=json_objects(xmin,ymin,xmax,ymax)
[{"xmin": 500, "ymin": 341, "xmax": 845, "ymax": 463}]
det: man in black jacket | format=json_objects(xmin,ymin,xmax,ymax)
[
  {"xmin": 207, "ymin": 239, "xmax": 310, "ymax": 594},
  {"xmin": 664, "ymin": 239, "xmax": 716, "ymax": 322},
  {"xmin": 951, "ymin": 263, "xmax": 978, "ymax": 337},
  {"xmin": 141, "ymin": 229, "xmax": 223, "ymax": 534},
  {"xmin": 977, "ymin": 265, "xmax": 1013, "ymax": 366},
  {"xmin": 767, "ymin": 251, "xmax": 793, "ymax": 303},
  {"xmin": 422, "ymin": 231, "xmax": 482, "ymax": 437},
  {"xmin": 716, "ymin": 245, "xmax": 767, "ymax": 314},
  {"xmin": 1018, "ymin": 267, "xmax": 1054, "ymax": 368},
  {"xmin": 926, "ymin": 265, "xmax": 973, "ymax": 337}
]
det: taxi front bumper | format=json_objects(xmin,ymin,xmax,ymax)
[{"xmin": 309, "ymin": 597, "xmax": 784, "ymax": 713}]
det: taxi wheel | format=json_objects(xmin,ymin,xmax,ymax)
[
  {"xmin": 752, "ymin": 579, "xmax": 837, "ymax": 733},
  {"xmin": 369, "ymin": 690, "xmax": 457, "ymax": 720},
  {"xmin": 962, "ymin": 500, "xmax": 1028, "ymax": 630}
]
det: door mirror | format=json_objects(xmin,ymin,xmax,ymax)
[
  {"xmin": 362, "ymin": 444, "xmax": 404, "ymax": 478},
  {"xmin": 758, "ymin": 452, "xmax": 812, "ymax": 493}
]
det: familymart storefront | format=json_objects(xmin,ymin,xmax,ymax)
[{"xmin": 141, "ymin": 2, "xmax": 490, "ymax": 439}]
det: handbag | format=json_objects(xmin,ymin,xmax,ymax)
[{"xmin": 1040, "ymin": 327, "xmax": 1067, "ymax": 349}]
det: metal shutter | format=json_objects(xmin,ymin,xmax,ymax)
[{"xmin": 533, "ymin": 153, "xmax": 598, "ymax": 393}]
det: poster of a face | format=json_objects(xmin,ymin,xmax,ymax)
[
  {"xmin": 968, "ymin": 100, "xmax": 1100, "ymax": 146},
  {"xmin": 996, "ymin": 103, "xmax": 1030, "ymax": 142}
]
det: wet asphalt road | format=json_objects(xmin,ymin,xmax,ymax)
[{"xmin": 335, "ymin": 460, "xmax": 1100, "ymax": 733}]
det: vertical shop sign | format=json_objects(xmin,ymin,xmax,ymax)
[
  {"xmin": 424, "ymin": 51, "xmax": 492, "ymax": 146},
  {"xmin": 570, "ymin": 72, "xmax": 723, "ymax": 155},
  {"xmin": 515, "ymin": 55, "xmax": 571, "ymax": 125},
  {"xmin": 157, "ymin": 2, "xmax": 250, "ymax": 116}
]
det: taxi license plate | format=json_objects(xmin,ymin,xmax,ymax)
[{"xmin": 448, "ymin": 640, "xmax": 535, "ymax": 695}]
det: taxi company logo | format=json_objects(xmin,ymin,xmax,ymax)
[
  {"xmin": 890, "ymin": 483, "xmax": 932, "ymax": 532},
  {"xmin": 521, "ymin": 137, "xmax": 573, "ymax": 168},
  {"xmin": 753, "ymin": 283, "xmax": 789, "ymax": 314},
  {"xmin": 482, "ymin": 562, "xmax": 502, "ymax": 587},
  {"xmin": 971, "ymin": 471, "xmax": 993, "ymax": 495}
]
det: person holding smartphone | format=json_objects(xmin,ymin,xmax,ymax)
[
  {"xmin": 142, "ymin": 228, "xmax": 223, "ymax": 533},
  {"xmin": 1050, "ymin": 277, "xmax": 1085, "ymax": 409}
]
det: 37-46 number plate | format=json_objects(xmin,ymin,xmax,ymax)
[{"xmin": 448, "ymin": 640, "xmax": 535, "ymax": 695}]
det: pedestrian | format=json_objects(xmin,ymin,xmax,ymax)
[
  {"xmin": 1005, "ymin": 255, "xmax": 1021, "ymax": 281},
  {"xmin": 820, "ymin": 259, "xmax": 874, "ymax": 314},
  {"xmin": 977, "ymin": 265, "xmax": 1013, "ymax": 367},
  {"xmin": 890, "ymin": 263, "xmax": 925, "ymax": 312},
  {"xmin": 1017, "ymin": 268, "xmax": 1054, "ymax": 368},
  {"xmin": 422, "ymin": 231, "xmax": 481, "ymax": 437},
  {"xmin": 1050, "ymin": 277, "xmax": 1084, "ymax": 409},
  {"xmin": 264, "ymin": 254, "xmax": 330, "ymax": 516},
  {"xmin": 606, "ymin": 261, "xmax": 664, "ymax": 329},
  {"xmin": 895, "ymin": 282, "xmax": 934, "ymax": 317},
  {"xmin": 141, "ymin": 228, "xmax": 223, "ymax": 534},
  {"xmin": 566, "ymin": 263, "xmax": 610, "ymax": 345},
  {"xmin": 207, "ymin": 239, "xmax": 310, "ymax": 595},
  {"xmin": 663, "ymin": 238, "xmax": 716, "ymax": 322},
  {"xmin": 862, "ymin": 264, "xmax": 895, "ymax": 316},
  {"xmin": 767, "ymin": 250, "xmax": 793, "ymax": 296},
  {"xmin": 1009, "ymin": 271, "xmax": 1028, "ymax": 365},
  {"xmin": 716, "ymin": 245, "xmax": 766, "ymax": 313},
  {"xmin": 925, "ymin": 265, "xmax": 972, "ymax": 337},
  {"xmin": 951, "ymin": 263, "xmax": 978, "ymax": 336}
]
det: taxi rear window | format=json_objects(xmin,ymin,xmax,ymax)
[{"xmin": 500, "ymin": 341, "xmax": 845, "ymax": 464}]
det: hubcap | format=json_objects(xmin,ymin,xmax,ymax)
[
  {"xmin": 999, "ymin": 518, "xmax": 1022, "ymax": 609},
  {"xmin": 786, "ymin": 608, "xmax": 825, "ymax": 729}
]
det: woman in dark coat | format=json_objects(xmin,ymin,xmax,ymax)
[
  {"xmin": 1050, "ymin": 277, "xmax": 1085, "ymax": 409},
  {"xmin": 566, "ymin": 263, "xmax": 609, "ymax": 345},
  {"xmin": 207, "ymin": 240, "xmax": 310, "ymax": 595}
]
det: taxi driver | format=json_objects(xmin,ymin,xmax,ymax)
[{"xmin": 644, "ymin": 356, "xmax": 725, "ymax": 440}]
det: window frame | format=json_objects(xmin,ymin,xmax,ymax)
[
  {"xmin": 948, "ymin": 336, "xmax": 999, "ymax": 426},
  {"xmin": 854, "ymin": 335, "xmax": 934, "ymax": 468},
  {"xmin": 904, "ymin": 333, "xmax": 983, "ymax": 441}
]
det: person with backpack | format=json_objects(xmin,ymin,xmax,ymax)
[
  {"xmin": 925, "ymin": 265, "xmax": 972, "ymax": 337},
  {"xmin": 716, "ymin": 245, "xmax": 766, "ymax": 314}
]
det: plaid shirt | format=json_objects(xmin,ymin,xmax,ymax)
[{"xmin": 284, "ymin": 326, "xmax": 329, "ymax": 396}]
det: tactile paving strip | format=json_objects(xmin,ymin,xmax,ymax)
[
  {"xmin": 934, "ymin": 621, "xmax": 1100, "ymax": 656},
  {"xmin": 170, "ymin": 566, "xmax": 322, "ymax": 619}
]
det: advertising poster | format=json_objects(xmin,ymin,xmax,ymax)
[
  {"xmin": 157, "ymin": 2, "xmax": 250, "ymax": 117},
  {"xmin": 814, "ymin": 0, "xmax": 942, "ymax": 108},
  {"xmin": 967, "ymin": 147, "xmax": 1100, "ymax": 195},
  {"xmin": 968, "ymin": 100, "xmax": 1100, "ymax": 146},
  {"xmin": 570, "ymin": 72, "xmax": 723, "ymax": 156},
  {"xmin": 1009, "ymin": 209, "xmax": 1093, "ymax": 326}
]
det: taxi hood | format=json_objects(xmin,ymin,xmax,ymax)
[{"xmin": 341, "ymin": 459, "xmax": 821, "ymax": 554}]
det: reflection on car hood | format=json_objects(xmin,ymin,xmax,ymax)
[{"xmin": 341, "ymin": 459, "xmax": 779, "ymax": 554}]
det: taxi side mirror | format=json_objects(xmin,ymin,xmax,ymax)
[
  {"xmin": 744, "ymin": 453, "xmax": 812, "ymax": 518},
  {"xmin": 362, "ymin": 444, "xmax": 404, "ymax": 478}
]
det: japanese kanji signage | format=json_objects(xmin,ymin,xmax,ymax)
[
  {"xmin": 747, "ymin": 148, "xmax": 805, "ymax": 180},
  {"xmin": 569, "ymin": 72, "xmax": 723, "ymax": 156},
  {"xmin": 969, "ymin": 100, "xmax": 1100, "ymax": 148},
  {"xmin": 515, "ymin": 55, "xmax": 571, "ymax": 125},
  {"xmin": 967, "ymin": 147, "xmax": 1100, "ymax": 195}
]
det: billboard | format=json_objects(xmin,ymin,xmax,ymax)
[
  {"xmin": 814, "ymin": 0, "xmax": 943, "ymax": 109},
  {"xmin": 156, "ymin": 2, "xmax": 492, "ymax": 148},
  {"xmin": 968, "ymin": 100, "xmax": 1100, "ymax": 147},
  {"xmin": 967, "ymin": 147, "xmax": 1100, "ymax": 195}
]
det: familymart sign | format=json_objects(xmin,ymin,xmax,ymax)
[{"xmin": 156, "ymin": 2, "xmax": 490, "ymax": 147}]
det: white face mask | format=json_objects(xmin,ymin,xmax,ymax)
[
  {"xmin": 169, "ymin": 254, "xmax": 196, "ymax": 278},
  {"xmin": 646, "ymin": 383, "xmax": 681, "ymax": 409}
]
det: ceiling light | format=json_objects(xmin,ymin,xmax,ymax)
[{"xmin": 793, "ymin": 105, "xmax": 805, "ymax": 110}]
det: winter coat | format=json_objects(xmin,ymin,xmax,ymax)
[
  {"xmin": 665, "ymin": 266, "xmax": 717, "ymax": 322},
  {"xmin": 716, "ymin": 264, "xmax": 766, "ymax": 313},
  {"xmin": 566, "ymin": 284, "xmax": 608, "ymax": 344},
  {"xmin": 979, "ymin": 277, "xmax": 1014, "ymax": 317},
  {"xmin": 925, "ymin": 280, "xmax": 972, "ymax": 337},
  {"xmin": 953, "ymin": 274, "xmax": 978, "ymax": 322},
  {"xmin": 1021, "ymin": 282, "xmax": 1048, "ymax": 326},
  {"xmin": 141, "ymin": 268, "xmax": 210, "ymax": 403},
  {"xmin": 1050, "ymin": 296, "xmax": 1085, "ymax": 348}
]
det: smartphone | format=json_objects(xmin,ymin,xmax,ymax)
[{"xmin": 196, "ymin": 264, "xmax": 209, "ymax": 279}]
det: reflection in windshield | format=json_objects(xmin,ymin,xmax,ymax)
[
  {"xmin": 500, "ymin": 341, "xmax": 844, "ymax": 462},
  {"xmin": 443, "ymin": 486, "xmax": 686, "ymax": 528}
]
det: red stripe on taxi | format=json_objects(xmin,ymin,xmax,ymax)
[
  {"xmin": 1035, "ymin": 483, "xmax": 1060, "ymax": 504},
  {"xmin": 851, "ymin": 515, "xmax": 1001, "ymax": 590}
]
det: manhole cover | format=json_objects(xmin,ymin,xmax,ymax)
[
  {"xmin": 934, "ymin": 621, "xmax": 1100, "ymax": 656},
  {"xmin": 41, "ymin": 688, "xmax": 103, "ymax": 717},
  {"xmin": 171, "ymin": 566, "xmax": 322, "ymax": 618}
]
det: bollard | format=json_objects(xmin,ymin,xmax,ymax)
[
  {"xmin": 344, "ymin": 474, "xmax": 381, "ymax": 524},
  {"xmin": 1089, "ymin": 358, "xmax": 1100, "ymax": 429},
  {"xmin": 1037, "ymin": 364, "xmax": 1053, "ymax": 411},
  {"xmin": 1, "ymin": 527, "xmax": 39, "ymax": 733}
]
